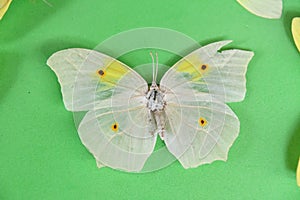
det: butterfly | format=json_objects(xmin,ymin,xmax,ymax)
[
  {"xmin": 0, "ymin": 0, "xmax": 12, "ymax": 20},
  {"xmin": 47, "ymin": 40, "xmax": 254, "ymax": 172},
  {"xmin": 237, "ymin": 0, "xmax": 282, "ymax": 19},
  {"xmin": 292, "ymin": 17, "xmax": 300, "ymax": 52}
]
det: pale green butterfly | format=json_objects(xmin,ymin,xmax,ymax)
[
  {"xmin": 237, "ymin": 0, "xmax": 282, "ymax": 19},
  {"xmin": 47, "ymin": 41, "xmax": 254, "ymax": 172}
]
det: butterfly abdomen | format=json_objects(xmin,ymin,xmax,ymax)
[
  {"xmin": 154, "ymin": 110, "xmax": 166, "ymax": 140},
  {"xmin": 145, "ymin": 85, "xmax": 167, "ymax": 139}
]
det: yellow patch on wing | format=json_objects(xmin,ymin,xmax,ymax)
[
  {"xmin": 104, "ymin": 60, "xmax": 128, "ymax": 80},
  {"xmin": 175, "ymin": 54, "xmax": 209, "ymax": 80},
  {"xmin": 175, "ymin": 59, "xmax": 196, "ymax": 74},
  {"xmin": 292, "ymin": 17, "xmax": 300, "ymax": 52},
  {"xmin": 297, "ymin": 158, "xmax": 300, "ymax": 186},
  {"xmin": 94, "ymin": 59, "xmax": 130, "ymax": 91},
  {"xmin": 0, "ymin": 0, "xmax": 12, "ymax": 20}
]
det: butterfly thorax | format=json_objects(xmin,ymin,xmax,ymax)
[{"xmin": 146, "ymin": 83, "xmax": 165, "ymax": 112}]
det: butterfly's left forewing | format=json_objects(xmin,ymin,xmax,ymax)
[
  {"xmin": 47, "ymin": 48, "xmax": 147, "ymax": 111},
  {"xmin": 47, "ymin": 49, "xmax": 157, "ymax": 172},
  {"xmin": 160, "ymin": 41, "xmax": 253, "ymax": 168}
]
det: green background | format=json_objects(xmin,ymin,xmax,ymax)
[{"xmin": 1, "ymin": 0, "xmax": 300, "ymax": 199}]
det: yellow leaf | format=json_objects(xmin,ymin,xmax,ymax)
[
  {"xmin": 292, "ymin": 17, "xmax": 300, "ymax": 52},
  {"xmin": 297, "ymin": 158, "xmax": 300, "ymax": 186},
  {"xmin": 0, "ymin": 0, "xmax": 12, "ymax": 20}
]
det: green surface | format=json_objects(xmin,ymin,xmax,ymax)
[{"xmin": 1, "ymin": 0, "xmax": 300, "ymax": 199}]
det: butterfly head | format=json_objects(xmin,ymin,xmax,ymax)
[{"xmin": 150, "ymin": 81, "xmax": 159, "ymax": 90}]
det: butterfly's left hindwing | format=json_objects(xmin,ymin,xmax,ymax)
[
  {"xmin": 47, "ymin": 49, "xmax": 157, "ymax": 172},
  {"xmin": 78, "ymin": 106, "xmax": 157, "ymax": 172},
  {"xmin": 160, "ymin": 41, "xmax": 253, "ymax": 168}
]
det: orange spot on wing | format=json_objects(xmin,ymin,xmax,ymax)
[
  {"xmin": 198, "ymin": 117, "xmax": 208, "ymax": 127},
  {"xmin": 111, "ymin": 122, "xmax": 118, "ymax": 132},
  {"xmin": 97, "ymin": 69, "xmax": 105, "ymax": 78},
  {"xmin": 199, "ymin": 64, "xmax": 209, "ymax": 73}
]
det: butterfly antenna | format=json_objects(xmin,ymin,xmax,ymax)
[
  {"xmin": 155, "ymin": 52, "xmax": 159, "ymax": 83},
  {"xmin": 150, "ymin": 52, "xmax": 155, "ymax": 83}
]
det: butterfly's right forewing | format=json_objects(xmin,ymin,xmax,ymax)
[{"xmin": 160, "ymin": 41, "xmax": 254, "ymax": 103}]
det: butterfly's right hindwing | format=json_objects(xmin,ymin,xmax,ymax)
[{"xmin": 163, "ymin": 93, "xmax": 240, "ymax": 168}]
